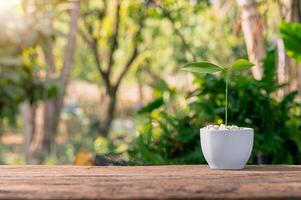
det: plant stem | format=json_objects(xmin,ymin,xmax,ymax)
[{"xmin": 225, "ymin": 73, "xmax": 228, "ymax": 126}]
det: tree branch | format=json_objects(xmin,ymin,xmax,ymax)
[
  {"xmin": 107, "ymin": 0, "xmax": 121, "ymax": 75},
  {"xmin": 60, "ymin": 0, "xmax": 81, "ymax": 88},
  {"xmin": 115, "ymin": 45, "xmax": 138, "ymax": 90},
  {"xmin": 41, "ymin": 36, "xmax": 56, "ymax": 75},
  {"xmin": 159, "ymin": 6, "xmax": 197, "ymax": 61},
  {"xmin": 80, "ymin": 12, "xmax": 111, "ymax": 90},
  {"xmin": 113, "ymin": 6, "xmax": 146, "ymax": 90},
  {"xmin": 91, "ymin": 38, "xmax": 111, "ymax": 90},
  {"xmin": 79, "ymin": 28, "xmax": 93, "ymax": 47}
]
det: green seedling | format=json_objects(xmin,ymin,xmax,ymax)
[{"xmin": 182, "ymin": 59, "xmax": 254, "ymax": 125}]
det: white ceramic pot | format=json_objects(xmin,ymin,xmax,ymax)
[{"xmin": 200, "ymin": 128, "xmax": 254, "ymax": 170}]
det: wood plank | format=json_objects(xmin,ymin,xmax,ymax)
[{"xmin": 0, "ymin": 165, "xmax": 300, "ymax": 199}]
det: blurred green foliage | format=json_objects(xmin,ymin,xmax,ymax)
[
  {"xmin": 0, "ymin": 64, "xmax": 27, "ymax": 124},
  {"xmin": 0, "ymin": 53, "xmax": 58, "ymax": 125},
  {"xmin": 280, "ymin": 22, "xmax": 301, "ymax": 62}
]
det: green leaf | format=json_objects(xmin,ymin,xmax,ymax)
[
  {"xmin": 231, "ymin": 59, "xmax": 254, "ymax": 70},
  {"xmin": 261, "ymin": 48, "xmax": 277, "ymax": 93},
  {"xmin": 137, "ymin": 98, "xmax": 164, "ymax": 114},
  {"xmin": 279, "ymin": 91, "xmax": 298, "ymax": 109},
  {"xmin": 182, "ymin": 62, "xmax": 223, "ymax": 74},
  {"xmin": 280, "ymin": 22, "xmax": 301, "ymax": 62}
]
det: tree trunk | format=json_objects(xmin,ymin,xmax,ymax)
[
  {"xmin": 278, "ymin": 0, "xmax": 301, "ymax": 96},
  {"xmin": 80, "ymin": 0, "xmax": 143, "ymax": 136},
  {"xmin": 41, "ymin": 0, "xmax": 81, "ymax": 161},
  {"xmin": 237, "ymin": 0, "xmax": 266, "ymax": 80},
  {"xmin": 42, "ymin": 99, "xmax": 60, "ymax": 160},
  {"xmin": 137, "ymin": 78, "xmax": 144, "ymax": 103},
  {"xmin": 39, "ymin": 26, "xmax": 57, "ymax": 161},
  {"xmin": 284, "ymin": 0, "xmax": 301, "ymax": 95},
  {"xmin": 283, "ymin": 0, "xmax": 301, "ymax": 22},
  {"xmin": 277, "ymin": 37, "xmax": 290, "ymax": 97},
  {"xmin": 20, "ymin": 102, "xmax": 45, "ymax": 163},
  {"xmin": 22, "ymin": 0, "xmax": 81, "ymax": 163},
  {"xmin": 99, "ymin": 90, "xmax": 117, "ymax": 136},
  {"xmin": 20, "ymin": 102, "xmax": 33, "ymax": 162}
]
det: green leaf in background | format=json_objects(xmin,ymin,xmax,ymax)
[
  {"xmin": 280, "ymin": 22, "xmax": 301, "ymax": 62},
  {"xmin": 182, "ymin": 62, "xmax": 223, "ymax": 74},
  {"xmin": 137, "ymin": 98, "xmax": 164, "ymax": 115},
  {"xmin": 261, "ymin": 48, "xmax": 277, "ymax": 94},
  {"xmin": 231, "ymin": 59, "xmax": 254, "ymax": 70}
]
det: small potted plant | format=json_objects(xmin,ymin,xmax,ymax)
[{"xmin": 182, "ymin": 59, "xmax": 254, "ymax": 169}]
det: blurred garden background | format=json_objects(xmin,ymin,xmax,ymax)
[{"xmin": 0, "ymin": 0, "xmax": 300, "ymax": 165}]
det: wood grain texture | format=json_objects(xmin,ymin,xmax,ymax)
[{"xmin": 0, "ymin": 165, "xmax": 300, "ymax": 199}]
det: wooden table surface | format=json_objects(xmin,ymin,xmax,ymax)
[{"xmin": 0, "ymin": 165, "xmax": 300, "ymax": 199}]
